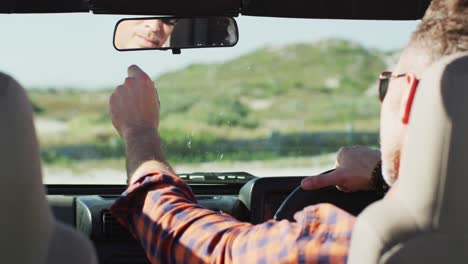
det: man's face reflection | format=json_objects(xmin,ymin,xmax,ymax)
[{"xmin": 115, "ymin": 19, "xmax": 176, "ymax": 49}]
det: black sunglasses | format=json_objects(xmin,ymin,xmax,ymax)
[
  {"xmin": 161, "ymin": 18, "xmax": 178, "ymax": 26},
  {"xmin": 378, "ymin": 71, "xmax": 407, "ymax": 102}
]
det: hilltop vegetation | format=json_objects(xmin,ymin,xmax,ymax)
[
  {"xmin": 28, "ymin": 39, "xmax": 390, "ymax": 165},
  {"xmin": 156, "ymin": 39, "xmax": 385, "ymax": 135}
]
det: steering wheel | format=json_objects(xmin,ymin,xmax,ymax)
[{"xmin": 273, "ymin": 169, "xmax": 384, "ymax": 221}]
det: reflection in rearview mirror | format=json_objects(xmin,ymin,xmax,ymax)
[{"xmin": 113, "ymin": 17, "xmax": 239, "ymax": 51}]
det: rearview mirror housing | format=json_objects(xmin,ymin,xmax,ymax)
[{"xmin": 113, "ymin": 16, "xmax": 239, "ymax": 53}]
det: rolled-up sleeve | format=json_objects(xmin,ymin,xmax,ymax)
[{"xmin": 110, "ymin": 172, "xmax": 355, "ymax": 264}]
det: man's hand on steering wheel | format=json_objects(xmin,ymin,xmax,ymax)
[{"xmin": 301, "ymin": 146, "xmax": 381, "ymax": 192}]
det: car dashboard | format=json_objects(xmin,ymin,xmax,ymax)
[{"xmin": 46, "ymin": 176, "xmax": 305, "ymax": 264}]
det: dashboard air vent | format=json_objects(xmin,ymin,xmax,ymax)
[{"xmin": 101, "ymin": 210, "xmax": 135, "ymax": 241}]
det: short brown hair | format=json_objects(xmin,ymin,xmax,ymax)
[{"xmin": 410, "ymin": 0, "xmax": 468, "ymax": 62}]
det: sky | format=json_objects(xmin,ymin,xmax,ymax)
[{"xmin": 0, "ymin": 13, "xmax": 418, "ymax": 89}]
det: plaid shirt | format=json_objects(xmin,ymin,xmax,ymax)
[{"xmin": 110, "ymin": 171, "xmax": 356, "ymax": 264}]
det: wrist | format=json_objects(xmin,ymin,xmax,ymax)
[
  {"xmin": 122, "ymin": 126, "xmax": 158, "ymax": 143},
  {"xmin": 122, "ymin": 126, "xmax": 164, "ymax": 161},
  {"xmin": 121, "ymin": 126, "xmax": 170, "ymax": 184}
]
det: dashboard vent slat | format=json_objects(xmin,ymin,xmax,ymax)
[{"xmin": 102, "ymin": 210, "xmax": 135, "ymax": 241}]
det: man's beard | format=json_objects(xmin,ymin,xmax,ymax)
[{"xmin": 382, "ymin": 149, "xmax": 400, "ymax": 185}]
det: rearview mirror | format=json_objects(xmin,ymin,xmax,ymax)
[{"xmin": 113, "ymin": 17, "xmax": 239, "ymax": 52}]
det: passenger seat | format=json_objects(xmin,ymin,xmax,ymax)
[
  {"xmin": 0, "ymin": 73, "xmax": 98, "ymax": 264},
  {"xmin": 348, "ymin": 52, "xmax": 468, "ymax": 263}
]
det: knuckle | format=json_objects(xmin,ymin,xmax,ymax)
[
  {"xmin": 124, "ymin": 77, "xmax": 134, "ymax": 85},
  {"xmin": 333, "ymin": 176, "xmax": 343, "ymax": 185},
  {"xmin": 141, "ymin": 73, "xmax": 151, "ymax": 81},
  {"xmin": 340, "ymin": 146, "xmax": 350, "ymax": 152},
  {"xmin": 340, "ymin": 175, "xmax": 349, "ymax": 183},
  {"xmin": 338, "ymin": 146, "xmax": 349, "ymax": 155},
  {"xmin": 110, "ymin": 92, "xmax": 117, "ymax": 101},
  {"xmin": 116, "ymin": 85, "xmax": 125, "ymax": 92},
  {"xmin": 334, "ymin": 170, "xmax": 346, "ymax": 181},
  {"xmin": 338, "ymin": 177, "xmax": 348, "ymax": 186}
]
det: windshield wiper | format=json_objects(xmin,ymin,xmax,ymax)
[{"xmin": 178, "ymin": 172, "xmax": 256, "ymax": 184}]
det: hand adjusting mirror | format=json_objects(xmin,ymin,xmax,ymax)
[{"xmin": 113, "ymin": 17, "xmax": 238, "ymax": 53}]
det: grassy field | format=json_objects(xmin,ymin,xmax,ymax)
[
  {"xmin": 43, "ymin": 153, "xmax": 341, "ymax": 184},
  {"xmin": 28, "ymin": 39, "xmax": 389, "ymax": 171}
]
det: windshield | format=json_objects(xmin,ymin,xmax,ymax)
[{"xmin": 0, "ymin": 14, "xmax": 417, "ymax": 184}]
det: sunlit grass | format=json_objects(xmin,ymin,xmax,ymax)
[{"xmin": 30, "ymin": 39, "xmax": 387, "ymax": 170}]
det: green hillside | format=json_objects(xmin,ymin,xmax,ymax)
[
  {"xmin": 28, "ymin": 39, "xmax": 390, "ymax": 164},
  {"xmin": 156, "ymin": 39, "xmax": 386, "ymax": 137}
]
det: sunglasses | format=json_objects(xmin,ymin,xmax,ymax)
[
  {"xmin": 161, "ymin": 18, "xmax": 178, "ymax": 26},
  {"xmin": 378, "ymin": 71, "xmax": 407, "ymax": 102}
]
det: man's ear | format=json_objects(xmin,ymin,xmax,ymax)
[{"xmin": 400, "ymin": 74, "xmax": 419, "ymax": 125}]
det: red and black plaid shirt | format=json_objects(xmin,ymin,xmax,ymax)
[{"xmin": 110, "ymin": 171, "xmax": 355, "ymax": 264}]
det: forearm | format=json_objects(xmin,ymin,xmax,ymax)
[
  {"xmin": 123, "ymin": 128, "xmax": 174, "ymax": 184},
  {"xmin": 111, "ymin": 172, "xmax": 354, "ymax": 264},
  {"xmin": 136, "ymin": 180, "xmax": 249, "ymax": 264},
  {"xmin": 111, "ymin": 172, "xmax": 247, "ymax": 263}
]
